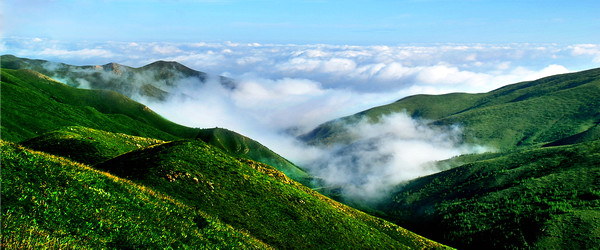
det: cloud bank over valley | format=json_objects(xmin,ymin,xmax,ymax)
[{"xmin": 3, "ymin": 39, "xmax": 599, "ymax": 201}]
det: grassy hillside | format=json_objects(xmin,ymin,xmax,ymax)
[
  {"xmin": 94, "ymin": 139, "xmax": 449, "ymax": 249},
  {"xmin": 1, "ymin": 140, "xmax": 270, "ymax": 249},
  {"xmin": 1, "ymin": 68, "xmax": 200, "ymax": 142},
  {"xmin": 197, "ymin": 128, "xmax": 312, "ymax": 185},
  {"xmin": 300, "ymin": 67, "xmax": 600, "ymax": 248},
  {"xmin": 380, "ymin": 140, "xmax": 600, "ymax": 249},
  {"xmin": 2, "ymin": 67, "xmax": 309, "ymax": 183},
  {"xmin": 303, "ymin": 68, "xmax": 600, "ymax": 150}
]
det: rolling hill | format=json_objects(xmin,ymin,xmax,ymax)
[{"xmin": 301, "ymin": 67, "xmax": 600, "ymax": 248}]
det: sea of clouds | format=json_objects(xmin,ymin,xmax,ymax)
[{"xmin": 4, "ymin": 38, "xmax": 599, "ymax": 202}]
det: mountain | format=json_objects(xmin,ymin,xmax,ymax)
[
  {"xmin": 1, "ymin": 67, "xmax": 308, "ymax": 183},
  {"xmin": 302, "ymin": 68, "xmax": 600, "ymax": 150},
  {"xmin": 301, "ymin": 67, "xmax": 600, "ymax": 248},
  {"xmin": 1, "ymin": 62, "xmax": 448, "ymax": 248},
  {"xmin": 1, "ymin": 54, "xmax": 235, "ymax": 101}
]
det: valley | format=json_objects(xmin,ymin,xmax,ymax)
[{"xmin": 2, "ymin": 55, "xmax": 599, "ymax": 249}]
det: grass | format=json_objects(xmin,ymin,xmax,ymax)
[
  {"xmin": 197, "ymin": 128, "xmax": 313, "ymax": 185},
  {"xmin": 1, "ymin": 68, "xmax": 199, "ymax": 142},
  {"xmin": 94, "ymin": 139, "xmax": 450, "ymax": 249},
  {"xmin": 1, "ymin": 140, "xmax": 270, "ymax": 249}
]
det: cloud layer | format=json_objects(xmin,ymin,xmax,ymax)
[
  {"xmin": 305, "ymin": 113, "xmax": 491, "ymax": 203},
  {"xmin": 3, "ymin": 39, "xmax": 599, "ymax": 203}
]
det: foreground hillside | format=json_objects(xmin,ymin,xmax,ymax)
[
  {"xmin": 302, "ymin": 67, "xmax": 600, "ymax": 248},
  {"xmin": 1, "ymin": 140, "xmax": 269, "ymax": 249},
  {"xmin": 2, "ymin": 134, "xmax": 448, "ymax": 249},
  {"xmin": 1, "ymin": 65, "xmax": 447, "ymax": 248}
]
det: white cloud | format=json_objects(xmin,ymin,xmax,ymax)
[
  {"xmin": 570, "ymin": 44, "xmax": 600, "ymax": 63},
  {"xmin": 38, "ymin": 48, "xmax": 114, "ymax": 58}
]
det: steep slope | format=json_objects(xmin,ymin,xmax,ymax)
[
  {"xmin": 197, "ymin": 128, "xmax": 312, "ymax": 185},
  {"xmin": 1, "ymin": 54, "xmax": 235, "ymax": 101},
  {"xmin": 1, "ymin": 68, "xmax": 200, "ymax": 142},
  {"xmin": 95, "ymin": 139, "xmax": 449, "ymax": 249},
  {"xmin": 1, "ymin": 140, "xmax": 269, "ymax": 249},
  {"xmin": 303, "ymin": 68, "xmax": 600, "ymax": 149},
  {"xmin": 379, "ymin": 140, "xmax": 600, "ymax": 249}
]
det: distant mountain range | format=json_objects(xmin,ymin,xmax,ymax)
[{"xmin": 1, "ymin": 55, "xmax": 235, "ymax": 101}]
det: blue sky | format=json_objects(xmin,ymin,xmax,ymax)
[
  {"xmin": 2, "ymin": 0, "xmax": 599, "ymax": 45},
  {"xmin": 2, "ymin": 0, "xmax": 600, "ymax": 141}
]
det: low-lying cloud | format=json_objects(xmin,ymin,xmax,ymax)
[{"xmin": 303, "ymin": 113, "xmax": 490, "ymax": 204}]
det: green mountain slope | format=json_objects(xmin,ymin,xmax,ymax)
[
  {"xmin": 197, "ymin": 128, "xmax": 312, "ymax": 185},
  {"xmin": 1, "ymin": 67, "xmax": 311, "ymax": 183},
  {"xmin": 301, "ymin": 68, "xmax": 600, "ymax": 248},
  {"xmin": 1, "ymin": 68, "xmax": 200, "ymax": 142},
  {"xmin": 1, "ymin": 140, "xmax": 269, "ymax": 249},
  {"xmin": 1, "ymin": 54, "xmax": 235, "ymax": 101},
  {"xmin": 303, "ymin": 68, "xmax": 600, "ymax": 150},
  {"xmin": 94, "ymin": 139, "xmax": 449, "ymax": 249},
  {"xmin": 380, "ymin": 140, "xmax": 600, "ymax": 249}
]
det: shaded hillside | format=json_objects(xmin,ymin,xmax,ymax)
[
  {"xmin": 198, "ymin": 128, "xmax": 312, "ymax": 185},
  {"xmin": 95, "ymin": 139, "xmax": 449, "ymax": 249},
  {"xmin": 379, "ymin": 140, "xmax": 600, "ymax": 249},
  {"xmin": 1, "ymin": 54, "xmax": 235, "ymax": 101},
  {"xmin": 1, "ymin": 68, "xmax": 200, "ymax": 142},
  {"xmin": 1, "ymin": 140, "xmax": 269, "ymax": 249},
  {"xmin": 302, "ymin": 68, "xmax": 600, "ymax": 150}
]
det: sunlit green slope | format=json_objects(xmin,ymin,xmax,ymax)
[
  {"xmin": 1, "ymin": 140, "xmax": 270, "ymax": 249},
  {"xmin": 95, "ymin": 139, "xmax": 449, "ymax": 249},
  {"xmin": 1, "ymin": 68, "xmax": 199, "ymax": 142}
]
